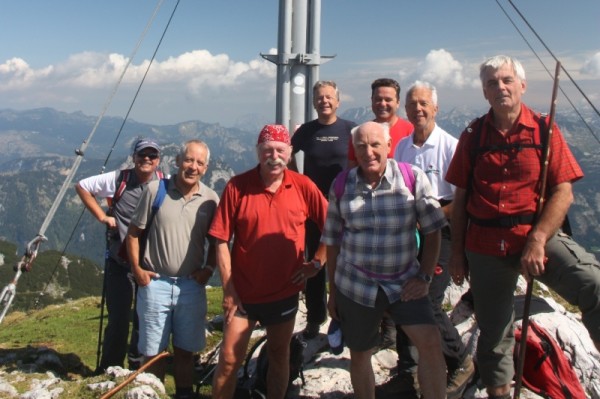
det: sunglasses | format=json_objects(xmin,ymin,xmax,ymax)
[{"xmin": 136, "ymin": 152, "xmax": 159, "ymax": 160}]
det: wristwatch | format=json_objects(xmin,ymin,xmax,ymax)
[
  {"xmin": 416, "ymin": 271, "xmax": 432, "ymax": 283},
  {"xmin": 312, "ymin": 260, "xmax": 322, "ymax": 270}
]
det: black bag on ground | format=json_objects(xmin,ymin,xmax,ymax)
[{"xmin": 235, "ymin": 333, "xmax": 306, "ymax": 398}]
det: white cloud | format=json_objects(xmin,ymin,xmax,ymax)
[
  {"xmin": 1, "ymin": 49, "xmax": 275, "ymax": 92},
  {"xmin": 0, "ymin": 49, "xmax": 279, "ymax": 124},
  {"xmin": 414, "ymin": 49, "xmax": 479, "ymax": 89},
  {"xmin": 580, "ymin": 52, "xmax": 600, "ymax": 77},
  {"xmin": 0, "ymin": 57, "xmax": 53, "ymax": 89}
]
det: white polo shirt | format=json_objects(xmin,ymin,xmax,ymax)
[{"xmin": 394, "ymin": 123, "xmax": 457, "ymax": 201}]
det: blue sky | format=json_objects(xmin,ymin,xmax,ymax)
[{"xmin": 1, "ymin": 0, "xmax": 599, "ymax": 126}]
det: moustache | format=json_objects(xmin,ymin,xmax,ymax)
[{"xmin": 266, "ymin": 158, "xmax": 287, "ymax": 166}]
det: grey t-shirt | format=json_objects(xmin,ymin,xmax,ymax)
[
  {"xmin": 78, "ymin": 169, "xmax": 158, "ymax": 264},
  {"xmin": 131, "ymin": 176, "xmax": 219, "ymax": 277}
]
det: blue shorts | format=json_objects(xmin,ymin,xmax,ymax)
[{"xmin": 137, "ymin": 275, "xmax": 207, "ymax": 356}]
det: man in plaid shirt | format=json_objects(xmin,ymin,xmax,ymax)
[{"xmin": 321, "ymin": 121, "xmax": 448, "ymax": 399}]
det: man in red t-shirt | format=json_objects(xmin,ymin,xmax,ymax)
[
  {"xmin": 446, "ymin": 55, "xmax": 600, "ymax": 399},
  {"xmin": 347, "ymin": 77, "xmax": 413, "ymax": 168},
  {"xmin": 209, "ymin": 125, "xmax": 328, "ymax": 399}
]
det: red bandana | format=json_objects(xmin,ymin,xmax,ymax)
[{"xmin": 257, "ymin": 124, "xmax": 290, "ymax": 145}]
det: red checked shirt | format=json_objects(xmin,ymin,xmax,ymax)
[{"xmin": 445, "ymin": 104, "xmax": 583, "ymax": 256}]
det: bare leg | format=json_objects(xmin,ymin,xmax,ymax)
[
  {"xmin": 403, "ymin": 324, "xmax": 446, "ymax": 399},
  {"xmin": 264, "ymin": 318, "xmax": 296, "ymax": 399},
  {"xmin": 211, "ymin": 316, "xmax": 255, "ymax": 399},
  {"xmin": 143, "ymin": 354, "xmax": 166, "ymax": 381},
  {"xmin": 349, "ymin": 348, "xmax": 375, "ymax": 399}
]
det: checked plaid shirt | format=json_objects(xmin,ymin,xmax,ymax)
[{"xmin": 321, "ymin": 159, "xmax": 447, "ymax": 307}]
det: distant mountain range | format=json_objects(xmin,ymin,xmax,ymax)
[{"xmin": 0, "ymin": 106, "xmax": 599, "ymax": 275}]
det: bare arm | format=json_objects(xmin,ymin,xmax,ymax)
[
  {"xmin": 190, "ymin": 240, "xmax": 216, "ymax": 286},
  {"xmin": 441, "ymin": 202, "xmax": 453, "ymax": 220},
  {"xmin": 75, "ymin": 183, "xmax": 116, "ymax": 229},
  {"xmin": 401, "ymin": 229, "xmax": 441, "ymax": 301},
  {"xmin": 521, "ymin": 181, "xmax": 573, "ymax": 279},
  {"xmin": 215, "ymin": 239, "xmax": 244, "ymax": 323},
  {"xmin": 291, "ymin": 242, "xmax": 327, "ymax": 285},
  {"xmin": 126, "ymin": 224, "xmax": 157, "ymax": 286}
]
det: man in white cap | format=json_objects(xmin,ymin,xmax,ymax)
[
  {"xmin": 75, "ymin": 137, "xmax": 162, "ymax": 373},
  {"xmin": 209, "ymin": 124, "xmax": 328, "ymax": 399}
]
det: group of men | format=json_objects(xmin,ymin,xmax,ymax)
[{"xmin": 77, "ymin": 54, "xmax": 600, "ymax": 399}]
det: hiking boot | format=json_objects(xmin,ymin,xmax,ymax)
[
  {"xmin": 302, "ymin": 322, "xmax": 321, "ymax": 339},
  {"xmin": 447, "ymin": 355, "xmax": 475, "ymax": 399},
  {"xmin": 128, "ymin": 352, "xmax": 144, "ymax": 370},
  {"xmin": 375, "ymin": 371, "xmax": 420, "ymax": 399}
]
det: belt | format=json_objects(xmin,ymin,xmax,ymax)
[{"xmin": 469, "ymin": 213, "xmax": 535, "ymax": 228}]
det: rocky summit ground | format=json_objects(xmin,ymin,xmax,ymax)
[{"xmin": 1, "ymin": 280, "xmax": 599, "ymax": 398}]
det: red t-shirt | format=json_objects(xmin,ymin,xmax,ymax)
[
  {"xmin": 208, "ymin": 166, "xmax": 328, "ymax": 303},
  {"xmin": 348, "ymin": 117, "xmax": 413, "ymax": 161},
  {"xmin": 445, "ymin": 104, "xmax": 583, "ymax": 256}
]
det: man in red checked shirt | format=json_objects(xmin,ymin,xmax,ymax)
[
  {"xmin": 209, "ymin": 125, "xmax": 328, "ymax": 399},
  {"xmin": 446, "ymin": 55, "xmax": 600, "ymax": 399}
]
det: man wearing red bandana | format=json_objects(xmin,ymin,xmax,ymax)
[{"xmin": 209, "ymin": 124, "xmax": 328, "ymax": 399}]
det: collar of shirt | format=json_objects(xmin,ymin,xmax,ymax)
[{"xmin": 354, "ymin": 159, "xmax": 396, "ymax": 191}]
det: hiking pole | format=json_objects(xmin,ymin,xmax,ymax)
[
  {"xmin": 513, "ymin": 60, "xmax": 561, "ymax": 399},
  {"xmin": 99, "ymin": 350, "xmax": 170, "ymax": 399}
]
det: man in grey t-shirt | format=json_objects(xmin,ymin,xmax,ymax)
[{"xmin": 127, "ymin": 139, "xmax": 218, "ymax": 399}]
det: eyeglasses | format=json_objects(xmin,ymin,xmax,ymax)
[{"xmin": 136, "ymin": 152, "xmax": 159, "ymax": 160}]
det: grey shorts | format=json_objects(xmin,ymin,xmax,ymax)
[{"xmin": 335, "ymin": 288, "xmax": 435, "ymax": 352}]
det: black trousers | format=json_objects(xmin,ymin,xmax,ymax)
[
  {"xmin": 304, "ymin": 220, "xmax": 327, "ymax": 325},
  {"xmin": 99, "ymin": 257, "xmax": 140, "ymax": 370}
]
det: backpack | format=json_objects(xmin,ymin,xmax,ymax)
[
  {"xmin": 117, "ymin": 177, "xmax": 169, "ymax": 263},
  {"xmin": 514, "ymin": 320, "xmax": 586, "ymax": 399},
  {"xmin": 107, "ymin": 168, "xmax": 165, "ymax": 213},
  {"xmin": 236, "ymin": 333, "xmax": 306, "ymax": 398},
  {"xmin": 466, "ymin": 116, "xmax": 573, "ymax": 236}
]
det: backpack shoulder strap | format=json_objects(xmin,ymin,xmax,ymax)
[
  {"xmin": 333, "ymin": 168, "xmax": 351, "ymax": 200},
  {"xmin": 145, "ymin": 178, "xmax": 169, "ymax": 231},
  {"xmin": 151, "ymin": 178, "xmax": 169, "ymax": 212},
  {"xmin": 397, "ymin": 162, "xmax": 415, "ymax": 194},
  {"xmin": 467, "ymin": 117, "xmax": 486, "ymax": 165},
  {"xmin": 112, "ymin": 169, "xmax": 130, "ymax": 204}
]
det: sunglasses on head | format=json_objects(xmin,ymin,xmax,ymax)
[{"xmin": 136, "ymin": 152, "xmax": 159, "ymax": 160}]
